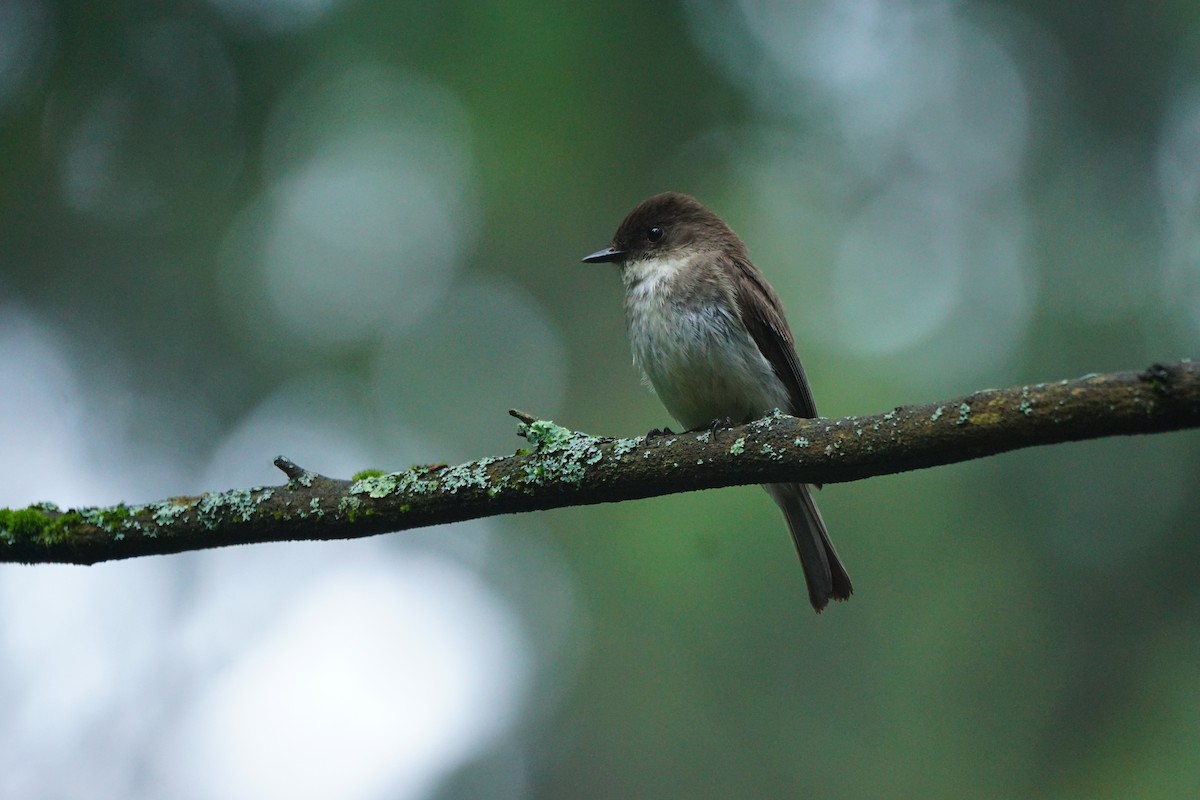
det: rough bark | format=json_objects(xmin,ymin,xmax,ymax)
[{"xmin": 1, "ymin": 361, "xmax": 1196, "ymax": 565}]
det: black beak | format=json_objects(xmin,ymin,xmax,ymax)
[{"xmin": 581, "ymin": 246, "xmax": 626, "ymax": 264}]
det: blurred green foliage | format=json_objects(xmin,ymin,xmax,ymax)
[{"xmin": 1, "ymin": 1, "xmax": 1199, "ymax": 798}]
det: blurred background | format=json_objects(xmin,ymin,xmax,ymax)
[{"xmin": 1, "ymin": 1, "xmax": 1198, "ymax": 797}]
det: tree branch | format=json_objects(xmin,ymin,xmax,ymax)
[{"xmin": 2, "ymin": 361, "xmax": 1197, "ymax": 565}]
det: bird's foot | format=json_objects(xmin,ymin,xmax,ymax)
[
  {"xmin": 645, "ymin": 426, "xmax": 676, "ymax": 438},
  {"xmin": 691, "ymin": 417, "xmax": 737, "ymax": 442}
]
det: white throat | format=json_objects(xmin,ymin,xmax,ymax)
[{"xmin": 621, "ymin": 253, "xmax": 692, "ymax": 298}]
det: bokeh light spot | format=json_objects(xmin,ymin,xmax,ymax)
[
  {"xmin": 205, "ymin": 0, "xmax": 342, "ymax": 34},
  {"xmin": 219, "ymin": 64, "xmax": 477, "ymax": 357},
  {"xmin": 161, "ymin": 555, "xmax": 528, "ymax": 800}
]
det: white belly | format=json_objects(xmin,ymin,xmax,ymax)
[{"xmin": 624, "ymin": 267, "xmax": 789, "ymax": 430}]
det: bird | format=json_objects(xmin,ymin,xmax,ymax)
[{"xmin": 581, "ymin": 191, "xmax": 852, "ymax": 611}]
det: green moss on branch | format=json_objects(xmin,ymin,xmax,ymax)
[{"xmin": 1, "ymin": 360, "xmax": 1196, "ymax": 565}]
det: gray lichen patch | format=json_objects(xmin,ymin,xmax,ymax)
[
  {"xmin": 750, "ymin": 408, "xmax": 787, "ymax": 431},
  {"xmin": 350, "ymin": 466, "xmax": 440, "ymax": 499},
  {"xmin": 338, "ymin": 495, "xmax": 370, "ymax": 522},
  {"xmin": 197, "ymin": 488, "xmax": 258, "ymax": 527},
  {"xmin": 152, "ymin": 500, "xmax": 191, "ymax": 528},
  {"xmin": 612, "ymin": 437, "xmax": 642, "ymax": 458},
  {"xmin": 80, "ymin": 504, "xmax": 139, "ymax": 535},
  {"xmin": 517, "ymin": 420, "xmax": 605, "ymax": 487},
  {"xmin": 486, "ymin": 473, "xmax": 511, "ymax": 498},
  {"xmin": 1019, "ymin": 386, "xmax": 1035, "ymax": 416},
  {"xmin": 144, "ymin": 486, "xmax": 276, "ymax": 532},
  {"xmin": 350, "ymin": 473, "xmax": 402, "ymax": 498},
  {"xmin": 438, "ymin": 457, "xmax": 498, "ymax": 494},
  {"xmin": 522, "ymin": 420, "xmax": 575, "ymax": 450}
]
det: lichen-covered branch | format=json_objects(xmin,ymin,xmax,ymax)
[{"xmin": 2, "ymin": 361, "xmax": 1197, "ymax": 565}]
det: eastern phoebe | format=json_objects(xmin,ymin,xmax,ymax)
[{"xmin": 582, "ymin": 192, "xmax": 852, "ymax": 612}]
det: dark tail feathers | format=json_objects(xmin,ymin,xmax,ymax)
[{"xmin": 766, "ymin": 483, "xmax": 853, "ymax": 612}]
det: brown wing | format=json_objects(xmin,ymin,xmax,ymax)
[{"xmin": 729, "ymin": 254, "xmax": 818, "ymax": 418}]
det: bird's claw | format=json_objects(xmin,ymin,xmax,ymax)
[{"xmin": 693, "ymin": 417, "xmax": 737, "ymax": 441}]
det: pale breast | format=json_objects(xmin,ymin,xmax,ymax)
[{"xmin": 623, "ymin": 256, "xmax": 790, "ymax": 430}]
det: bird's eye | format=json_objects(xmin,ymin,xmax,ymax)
[{"xmin": 647, "ymin": 226, "xmax": 664, "ymax": 242}]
